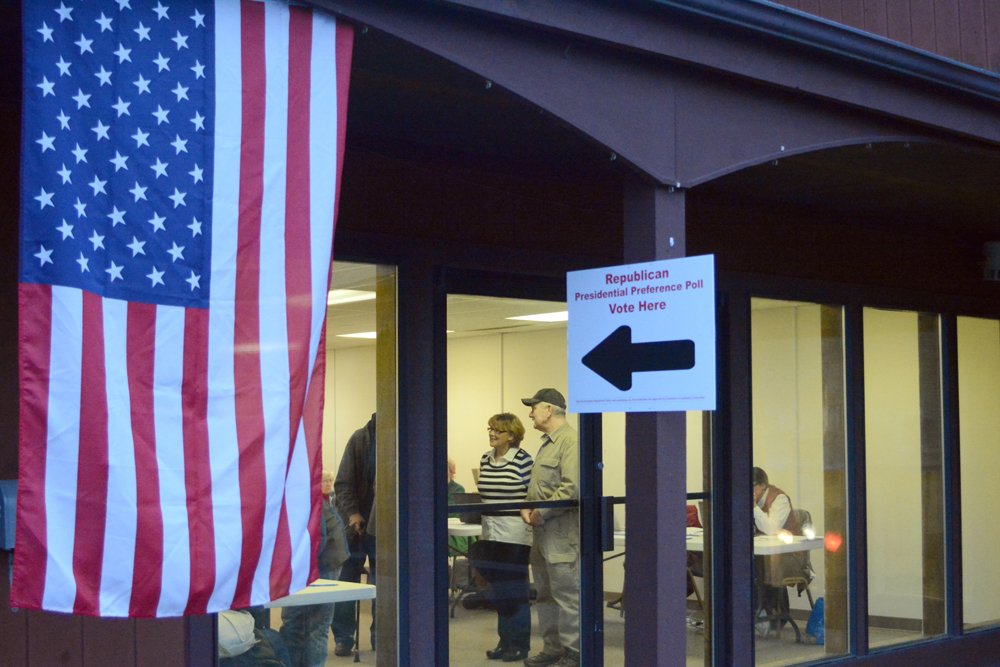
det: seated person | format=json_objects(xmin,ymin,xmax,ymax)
[
  {"xmin": 447, "ymin": 457, "xmax": 471, "ymax": 555},
  {"xmin": 752, "ymin": 467, "xmax": 807, "ymax": 619}
]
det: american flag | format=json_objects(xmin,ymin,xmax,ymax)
[{"xmin": 14, "ymin": 0, "xmax": 353, "ymax": 617}]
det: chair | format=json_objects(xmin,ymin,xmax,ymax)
[{"xmin": 773, "ymin": 508, "xmax": 815, "ymax": 640}]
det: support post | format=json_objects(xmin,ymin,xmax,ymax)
[{"xmin": 622, "ymin": 181, "xmax": 687, "ymax": 666}]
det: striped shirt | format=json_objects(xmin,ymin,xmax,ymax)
[{"xmin": 479, "ymin": 447, "xmax": 534, "ymax": 546}]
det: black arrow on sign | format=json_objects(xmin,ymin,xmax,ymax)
[{"xmin": 582, "ymin": 325, "xmax": 695, "ymax": 391}]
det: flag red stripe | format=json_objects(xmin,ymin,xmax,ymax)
[
  {"xmin": 127, "ymin": 302, "xmax": 164, "ymax": 616},
  {"xmin": 182, "ymin": 308, "xmax": 215, "ymax": 615},
  {"xmin": 268, "ymin": 5, "xmax": 316, "ymax": 598},
  {"xmin": 73, "ymin": 291, "xmax": 109, "ymax": 615},
  {"xmin": 232, "ymin": 0, "xmax": 269, "ymax": 608},
  {"xmin": 12, "ymin": 283, "xmax": 53, "ymax": 609},
  {"xmin": 332, "ymin": 23, "xmax": 355, "ymax": 226},
  {"xmin": 303, "ymin": 327, "xmax": 327, "ymax": 582}
]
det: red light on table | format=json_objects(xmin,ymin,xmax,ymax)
[{"xmin": 825, "ymin": 531, "xmax": 843, "ymax": 552}]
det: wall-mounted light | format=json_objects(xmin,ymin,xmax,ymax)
[
  {"xmin": 327, "ymin": 289, "xmax": 376, "ymax": 306},
  {"xmin": 337, "ymin": 331, "xmax": 377, "ymax": 339}
]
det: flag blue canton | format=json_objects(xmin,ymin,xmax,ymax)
[{"xmin": 21, "ymin": 0, "xmax": 214, "ymax": 308}]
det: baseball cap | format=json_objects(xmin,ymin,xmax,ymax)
[{"xmin": 521, "ymin": 388, "xmax": 567, "ymax": 410}]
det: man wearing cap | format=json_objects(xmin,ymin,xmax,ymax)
[{"xmin": 520, "ymin": 389, "xmax": 580, "ymax": 667}]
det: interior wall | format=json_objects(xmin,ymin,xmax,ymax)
[
  {"xmin": 323, "ymin": 345, "xmax": 378, "ymax": 476},
  {"xmin": 751, "ymin": 304, "xmax": 827, "ymax": 610},
  {"xmin": 958, "ymin": 316, "xmax": 1000, "ymax": 626}
]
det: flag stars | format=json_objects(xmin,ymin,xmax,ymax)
[
  {"xmin": 134, "ymin": 74, "xmax": 151, "ymax": 95},
  {"xmin": 88, "ymin": 175, "xmax": 107, "ymax": 196},
  {"xmin": 188, "ymin": 217, "xmax": 202, "ymax": 236},
  {"xmin": 152, "ymin": 106, "xmax": 170, "ymax": 125},
  {"xmin": 57, "ymin": 164, "xmax": 72, "ymax": 184},
  {"xmin": 129, "ymin": 182, "xmax": 147, "ymax": 201},
  {"xmin": 153, "ymin": 53, "xmax": 170, "ymax": 72},
  {"xmin": 35, "ymin": 188, "xmax": 54, "ymax": 209},
  {"xmin": 36, "ymin": 132, "xmax": 55, "ymax": 152},
  {"xmin": 127, "ymin": 236, "xmax": 146, "ymax": 257},
  {"xmin": 94, "ymin": 66, "xmax": 112, "ymax": 86},
  {"xmin": 154, "ymin": 2, "xmax": 170, "ymax": 20},
  {"xmin": 114, "ymin": 44, "xmax": 132, "ymax": 63},
  {"xmin": 191, "ymin": 9, "xmax": 205, "ymax": 27},
  {"xmin": 148, "ymin": 212, "xmax": 167, "ymax": 232},
  {"xmin": 72, "ymin": 89, "xmax": 91, "ymax": 109},
  {"xmin": 169, "ymin": 188, "xmax": 187, "ymax": 208},
  {"xmin": 95, "ymin": 13, "xmax": 113, "ymax": 32},
  {"xmin": 110, "ymin": 151, "xmax": 129, "ymax": 171},
  {"xmin": 89, "ymin": 230, "xmax": 104, "ymax": 250},
  {"xmin": 116, "ymin": 0, "xmax": 132, "ymax": 9},
  {"xmin": 151, "ymin": 158, "xmax": 168, "ymax": 178},
  {"xmin": 76, "ymin": 252, "xmax": 90, "ymax": 273},
  {"xmin": 190, "ymin": 112, "xmax": 205, "ymax": 131},
  {"xmin": 56, "ymin": 219, "xmax": 74, "ymax": 240},
  {"xmin": 112, "ymin": 97, "xmax": 131, "ymax": 117},
  {"xmin": 186, "ymin": 271, "xmax": 200, "ymax": 291},
  {"xmin": 71, "ymin": 143, "xmax": 88, "ymax": 163},
  {"xmin": 167, "ymin": 242, "xmax": 185, "ymax": 262},
  {"xmin": 171, "ymin": 135, "xmax": 188, "ymax": 154},
  {"xmin": 75, "ymin": 34, "xmax": 94, "ymax": 55},
  {"xmin": 57, "ymin": 110, "xmax": 71, "ymax": 130},
  {"xmin": 37, "ymin": 77, "xmax": 55, "ymax": 97},
  {"xmin": 38, "ymin": 22, "xmax": 54, "ymax": 42},
  {"xmin": 55, "ymin": 3, "xmax": 73, "ymax": 22},
  {"xmin": 134, "ymin": 22, "xmax": 150, "ymax": 41},
  {"xmin": 189, "ymin": 164, "xmax": 203, "ymax": 183},
  {"xmin": 191, "ymin": 60, "xmax": 205, "ymax": 79},
  {"xmin": 35, "ymin": 246, "xmax": 54, "ymax": 266},
  {"xmin": 147, "ymin": 267, "xmax": 165, "ymax": 287},
  {"xmin": 172, "ymin": 31, "xmax": 189, "ymax": 50},
  {"xmin": 91, "ymin": 120, "xmax": 110, "ymax": 141},
  {"xmin": 172, "ymin": 82, "xmax": 189, "ymax": 101},
  {"xmin": 106, "ymin": 261, "xmax": 124, "ymax": 282},
  {"xmin": 108, "ymin": 206, "xmax": 126, "ymax": 226},
  {"xmin": 132, "ymin": 128, "xmax": 150, "ymax": 148},
  {"xmin": 56, "ymin": 57, "xmax": 72, "ymax": 76},
  {"xmin": 73, "ymin": 197, "xmax": 87, "ymax": 218}
]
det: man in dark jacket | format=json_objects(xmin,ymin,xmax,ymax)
[{"xmin": 331, "ymin": 414, "xmax": 377, "ymax": 656}]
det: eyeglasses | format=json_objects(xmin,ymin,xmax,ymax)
[{"xmin": 487, "ymin": 428, "xmax": 507, "ymax": 435}]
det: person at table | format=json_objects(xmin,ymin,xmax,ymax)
[
  {"xmin": 751, "ymin": 466, "xmax": 806, "ymax": 621},
  {"xmin": 332, "ymin": 414, "xmax": 377, "ymax": 656},
  {"xmin": 469, "ymin": 413, "xmax": 534, "ymax": 663},
  {"xmin": 278, "ymin": 472, "xmax": 350, "ymax": 667},
  {"xmin": 447, "ymin": 457, "xmax": 471, "ymax": 555},
  {"xmin": 520, "ymin": 389, "xmax": 580, "ymax": 667},
  {"xmin": 752, "ymin": 466, "xmax": 800, "ymax": 537}
]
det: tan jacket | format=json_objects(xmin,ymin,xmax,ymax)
[{"xmin": 526, "ymin": 423, "xmax": 579, "ymax": 563}]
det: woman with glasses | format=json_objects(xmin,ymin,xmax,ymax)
[{"xmin": 471, "ymin": 413, "xmax": 535, "ymax": 662}]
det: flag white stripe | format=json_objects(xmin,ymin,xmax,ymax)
[
  {"xmin": 206, "ymin": 0, "xmax": 244, "ymax": 612},
  {"xmin": 155, "ymin": 305, "xmax": 191, "ymax": 617},
  {"xmin": 41, "ymin": 285, "xmax": 83, "ymax": 612},
  {"xmin": 99, "ymin": 297, "xmax": 137, "ymax": 616},
  {"xmin": 252, "ymin": 0, "xmax": 293, "ymax": 603},
  {"xmin": 286, "ymin": 420, "xmax": 312, "ymax": 591}
]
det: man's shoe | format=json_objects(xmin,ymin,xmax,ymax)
[
  {"xmin": 523, "ymin": 652, "xmax": 563, "ymax": 666},
  {"xmin": 501, "ymin": 648, "xmax": 528, "ymax": 662},
  {"xmin": 334, "ymin": 642, "xmax": 352, "ymax": 657},
  {"xmin": 486, "ymin": 643, "xmax": 507, "ymax": 660},
  {"xmin": 550, "ymin": 653, "xmax": 579, "ymax": 667}
]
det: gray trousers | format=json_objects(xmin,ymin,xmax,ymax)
[{"xmin": 530, "ymin": 545, "xmax": 580, "ymax": 656}]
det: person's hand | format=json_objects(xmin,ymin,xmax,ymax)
[
  {"xmin": 520, "ymin": 509, "xmax": 532, "ymax": 525},
  {"xmin": 348, "ymin": 513, "xmax": 366, "ymax": 535},
  {"xmin": 527, "ymin": 509, "xmax": 545, "ymax": 527}
]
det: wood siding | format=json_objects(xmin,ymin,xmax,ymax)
[{"xmin": 773, "ymin": 0, "xmax": 1000, "ymax": 73}]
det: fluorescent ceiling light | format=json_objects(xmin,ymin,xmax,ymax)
[
  {"xmin": 337, "ymin": 331, "xmax": 377, "ymax": 339},
  {"xmin": 506, "ymin": 311, "xmax": 568, "ymax": 323},
  {"xmin": 327, "ymin": 289, "xmax": 376, "ymax": 306}
]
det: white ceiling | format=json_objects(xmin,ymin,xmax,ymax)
[{"xmin": 326, "ymin": 261, "xmax": 567, "ymax": 349}]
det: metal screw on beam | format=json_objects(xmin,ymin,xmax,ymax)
[
  {"xmin": 772, "ymin": 160, "xmax": 779, "ymax": 166},
  {"xmin": 780, "ymin": 145, "xmax": 786, "ymax": 151},
  {"xmin": 485, "ymin": 80, "xmax": 492, "ymax": 89},
  {"xmin": 361, "ymin": 25, "xmax": 369, "ymax": 35},
  {"xmin": 610, "ymin": 153, "xmax": 617, "ymax": 161}
]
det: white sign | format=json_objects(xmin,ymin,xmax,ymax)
[{"xmin": 567, "ymin": 254, "xmax": 715, "ymax": 413}]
